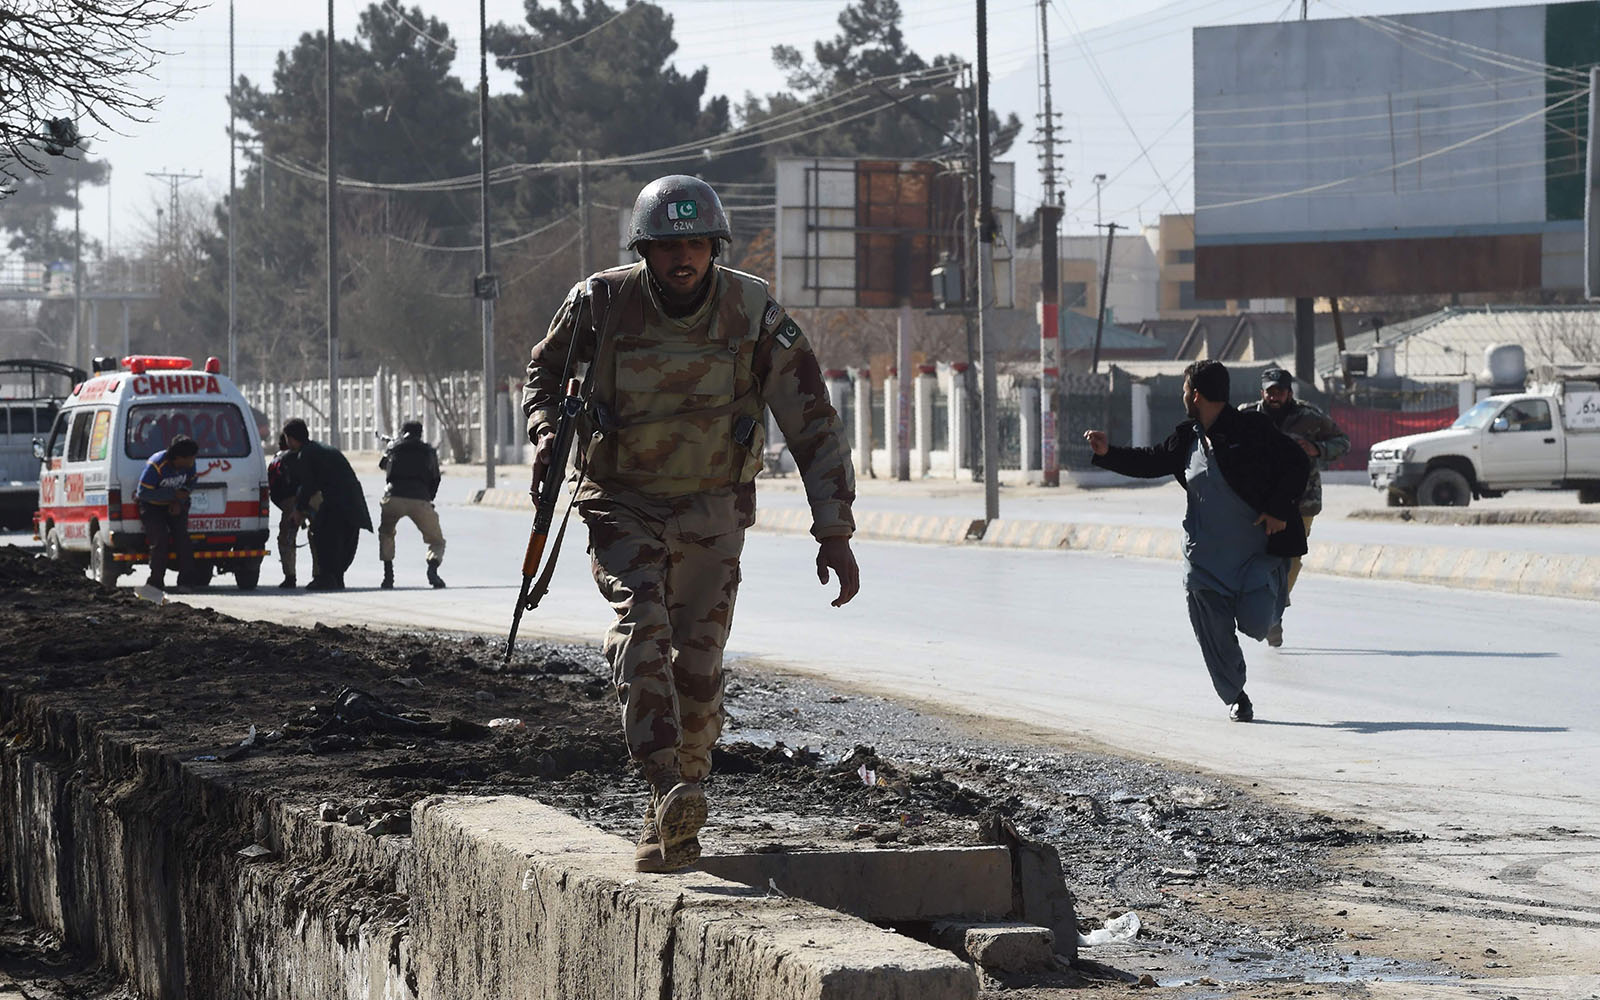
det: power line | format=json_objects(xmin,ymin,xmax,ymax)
[
  {"xmin": 260, "ymin": 64, "xmax": 963, "ymax": 194},
  {"xmin": 1047, "ymin": 0, "xmax": 1189, "ymax": 227},
  {"xmin": 385, "ymin": 210, "xmax": 576, "ymax": 252}
]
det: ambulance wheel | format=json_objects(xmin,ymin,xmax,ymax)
[
  {"xmin": 44, "ymin": 525, "xmax": 85, "ymax": 568},
  {"xmin": 178, "ymin": 564, "xmax": 213, "ymax": 589},
  {"xmin": 89, "ymin": 529, "xmax": 122, "ymax": 588},
  {"xmin": 233, "ymin": 559, "xmax": 261, "ymax": 591},
  {"xmin": 43, "ymin": 525, "xmax": 65, "ymax": 562}
]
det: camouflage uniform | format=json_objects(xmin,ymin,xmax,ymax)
[
  {"xmin": 1238, "ymin": 396, "xmax": 1349, "ymax": 595},
  {"xmin": 523, "ymin": 260, "xmax": 854, "ymax": 788}
]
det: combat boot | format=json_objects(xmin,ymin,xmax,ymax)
[
  {"xmin": 381, "ymin": 561, "xmax": 394, "ymax": 590},
  {"xmin": 653, "ymin": 781, "xmax": 706, "ymax": 863},
  {"xmin": 277, "ymin": 574, "xmax": 296, "ymax": 589},
  {"xmin": 426, "ymin": 558, "xmax": 445, "ymax": 589},
  {"xmin": 634, "ymin": 795, "xmax": 702, "ymax": 873}
]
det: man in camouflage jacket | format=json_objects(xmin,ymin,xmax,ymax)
[
  {"xmin": 1238, "ymin": 367, "xmax": 1349, "ymax": 646},
  {"xmin": 523, "ymin": 175, "xmax": 859, "ymax": 874}
]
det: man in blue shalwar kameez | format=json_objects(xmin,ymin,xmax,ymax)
[{"xmin": 1084, "ymin": 361, "xmax": 1309, "ymax": 722}]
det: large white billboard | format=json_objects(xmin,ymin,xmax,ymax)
[{"xmin": 1193, "ymin": 3, "xmax": 1595, "ymax": 298}]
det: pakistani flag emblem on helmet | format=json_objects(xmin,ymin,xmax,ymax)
[{"xmin": 627, "ymin": 175, "xmax": 732, "ymax": 252}]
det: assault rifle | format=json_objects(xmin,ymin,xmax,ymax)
[{"xmin": 504, "ymin": 282, "xmax": 603, "ymax": 665}]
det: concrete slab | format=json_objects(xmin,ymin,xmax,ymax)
[
  {"xmin": 695, "ymin": 846, "xmax": 1012, "ymax": 922},
  {"xmin": 931, "ymin": 921, "xmax": 1055, "ymax": 973},
  {"xmin": 411, "ymin": 795, "xmax": 979, "ymax": 1000}
]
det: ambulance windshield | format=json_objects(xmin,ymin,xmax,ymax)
[{"xmin": 125, "ymin": 403, "xmax": 251, "ymax": 459}]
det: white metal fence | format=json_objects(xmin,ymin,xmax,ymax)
[{"xmin": 240, "ymin": 369, "xmax": 525, "ymax": 463}]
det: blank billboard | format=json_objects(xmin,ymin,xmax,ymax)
[
  {"xmin": 1194, "ymin": 3, "xmax": 1596, "ymax": 299},
  {"xmin": 775, "ymin": 157, "xmax": 1015, "ymax": 309}
]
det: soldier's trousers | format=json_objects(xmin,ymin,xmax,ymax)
[
  {"xmin": 273, "ymin": 497, "xmax": 307, "ymax": 578},
  {"xmin": 378, "ymin": 495, "xmax": 446, "ymax": 563},
  {"xmin": 582, "ymin": 502, "xmax": 743, "ymax": 786},
  {"xmin": 1284, "ymin": 515, "xmax": 1315, "ymax": 601}
]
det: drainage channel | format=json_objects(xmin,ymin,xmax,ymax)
[{"xmin": 0, "ymin": 689, "xmax": 1081, "ymax": 999}]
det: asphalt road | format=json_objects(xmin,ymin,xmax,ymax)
[{"xmin": 22, "ymin": 465, "xmax": 1600, "ymax": 950}]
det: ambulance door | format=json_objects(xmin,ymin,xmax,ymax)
[
  {"xmin": 38, "ymin": 408, "xmax": 70, "ymax": 513},
  {"xmin": 59, "ymin": 409, "xmax": 97, "ymax": 550}
]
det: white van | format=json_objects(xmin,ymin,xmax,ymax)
[
  {"xmin": 1, "ymin": 360, "xmax": 82, "ymax": 530},
  {"xmin": 33, "ymin": 355, "xmax": 271, "ymax": 589}
]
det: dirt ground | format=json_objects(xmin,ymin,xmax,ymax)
[{"xmin": 0, "ymin": 544, "xmax": 1588, "ymax": 1000}]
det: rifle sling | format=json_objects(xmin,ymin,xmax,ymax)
[{"xmin": 526, "ymin": 270, "xmax": 625, "ymax": 610}]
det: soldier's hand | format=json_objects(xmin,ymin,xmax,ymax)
[
  {"xmin": 1298, "ymin": 439, "xmax": 1320, "ymax": 457},
  {"xmin": 531, "ymin": 429, "xmax": 556, "ymax": 495},
  {"xmin": 816, "ymin": 536, "xmax": 859, "ymax": 608},
  {"xmin": 1255, "ymin": 513, "xmax": 1287, "ymax": 535},
  {"xmin": 1083, "ymin": 430, "xmax": 1109, "ymax": 456}
]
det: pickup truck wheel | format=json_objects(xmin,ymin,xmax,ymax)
[
  {"xmin": 1417, "ymin": 467, "xmax": 1471, "ymax": 507},
  {"xmin": 1385, "ymin": 489, "xmax": 1410, "ymax": 507},
  {"xmin": 1578, "ymin": 485, "xmax": 1600, "ymax": 504}
]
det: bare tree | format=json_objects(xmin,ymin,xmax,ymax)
[
  {"xmin": 1, "ymin": 0, "xmax": 198, "ymax": 192},
  {"xmin": 1526, "ymin": 309, "xmax": 1600, "ymax": 367}
]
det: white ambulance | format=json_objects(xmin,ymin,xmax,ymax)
[{"xmin": 33, "ymin": 354, "xmax": 271, "ymax": 589}]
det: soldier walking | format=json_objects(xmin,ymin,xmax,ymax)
[
  {"xmin": 1238, "ymin": 368, "xmax": 1349, "ymax": 647},
  {"xmin": 377, "ymin": 420, "xmax": 447, "ymax": 589},
  {"xmin": 523, "ymin": 175, "xmax": 859, "ymax": 873}
]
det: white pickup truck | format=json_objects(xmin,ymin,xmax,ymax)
[{"xmin": 1368, "ymin": 387, "xmax": 1600, "ymax": 506}]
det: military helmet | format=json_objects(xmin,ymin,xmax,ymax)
[{"xmin": 626, "ymin": 175, "xmax": 731, "ymax": 254}]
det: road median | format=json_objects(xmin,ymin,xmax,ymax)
[{"xmin": 471, "ymin": 489, "xmax": 1600, "ymax": 601}]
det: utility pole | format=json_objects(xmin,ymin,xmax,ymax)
[
  {"xmin": 325, "ymin": 0, "xmax": 340, "ymax": 446},
  {"xmin": 1033, "ymin": 0, "xmax": 1064, "ymax": 487},
  {"xmin": 146, "ymin": 170, "xmax": 202, "ymax": 258},
  {"xmin": 976, "ymin": 0, "xmax": 999, "ymax": 521},
  {"xmin": 476, "ymin": 0, "xmax": 497, "ymax": 487},
  {"xmin": 228, "ymin": 0, "xmax": 237, "ymax": 376},
  {"xmin": 72, "ymin": 161, "xmax": 82, "ymax": 371},
  {"xmin": 1090, "ymin": 222, "xmax": 1120, "ymax": 373},
  {"xmin": 577, "ymin": 150, "xmax": 590, "ymax": 281}
]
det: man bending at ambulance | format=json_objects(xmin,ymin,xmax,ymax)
[{"xmin": 136, "ymin": 433, "xmax": 200, "ymax": 591}]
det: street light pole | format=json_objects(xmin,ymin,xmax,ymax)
[{"xmin": 1092, "ymin": 172, "xmax": 1106, "ymax": 312}]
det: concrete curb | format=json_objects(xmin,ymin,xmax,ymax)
[
  {"xmin": 412, "ymin": 795, "xmax": 979, "ymax": 1000},
  {"xmin": 470, "ymin": 490, "xmax": 1600, "ymax": 602},
  {"xmin": 1349, "ymin": 507, "xmax": 1600, "ymax": 525}
]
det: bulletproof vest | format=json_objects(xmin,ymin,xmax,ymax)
[
  {"xmin": 580, "ymin": 261, "xmax": 770, "ymax": 496},
  {"xmin": 384, "ymin": 437, "xmax": 437, "ymax": 499}
]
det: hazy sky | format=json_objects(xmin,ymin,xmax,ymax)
[{"xmin": 61, "ymin": 0, "xmax": 1538, "ymax": 254}]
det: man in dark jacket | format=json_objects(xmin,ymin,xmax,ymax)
[
  {"xmin": 377, "ymin": 420, "xmax": 446, "ymax": 589},
  {"xmin": 1084, "ymin": 360, "xmax": 1309, "ymax": 722},
  {"xmin": 281, "ymin": 418, "xmax": 372, "ymax": 591},
  {"xmin": 267, "ymin": 432, "xmax": 313, "ymax": 589}
]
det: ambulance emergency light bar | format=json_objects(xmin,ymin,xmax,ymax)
[{"xmin": 119, "ymin": 355, "xmax": 224, "ymax": 375}]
